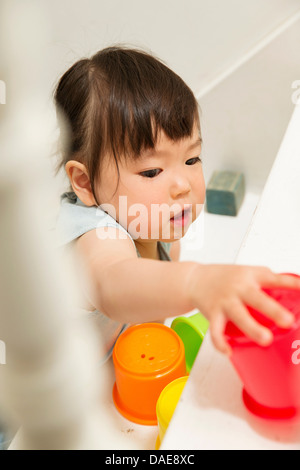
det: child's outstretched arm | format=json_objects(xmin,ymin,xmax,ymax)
[{"xmin": 76, "ymin": 228, "xmax": 300, "ymax": 355}]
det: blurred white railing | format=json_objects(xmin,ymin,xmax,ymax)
[{"xmin": 0, "ymin": 0, "xmax": 119, "ymax": 450}]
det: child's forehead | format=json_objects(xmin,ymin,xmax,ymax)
[{"xmin": 139, "ymin": 131, "xmax": 202, "ymax": 160}]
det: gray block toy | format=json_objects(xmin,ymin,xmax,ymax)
[{"xmin": 206, "ymin": 171, "xmax": 245, "ymax": 216}]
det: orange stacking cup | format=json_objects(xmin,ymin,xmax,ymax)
[{"xmin": 112, "ymin": 323, "xmax": 187, "ymax": 425}]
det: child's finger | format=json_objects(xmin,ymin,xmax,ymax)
[
  {"xmin": 261, "ymin": 271, "xmax": 300, "ymax": 290},
  {"xmin": 244, "ymin": 288, "xmax": 295, "ymax": 328},
  {"xmin": 226, "ymin": 301, "xmax": 273, "ymax": 347},
  {"xmin": 209, "ymin": 313, "xmax": 232, "ymax": 356}
]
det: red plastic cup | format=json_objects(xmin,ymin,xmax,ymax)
[{"xmin": 225, "ymin": 273, "xmax": 300, "ymax": 419}]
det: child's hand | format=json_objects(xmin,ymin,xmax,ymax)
[{"xmin": 189, "ymin": 265, "xmax": 300, "ymax": 355}]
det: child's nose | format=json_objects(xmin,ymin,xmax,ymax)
[{"xmin": 170, "ymin": 174, "xmax": 192, "ymax": 199}]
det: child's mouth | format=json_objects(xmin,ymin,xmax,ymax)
[{"xmin": 170, "ymin": 206, "xmax": 192, "ymax": 227}]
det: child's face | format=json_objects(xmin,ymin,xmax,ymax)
[{"xmin": 95, "ymin": 125, "xmax": 205, "ymax": 242}]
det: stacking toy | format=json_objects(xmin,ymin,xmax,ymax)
[
  {"xmin": 112, "ymin": 323, "xmax": 186, "ymax": 425},
  {"xmin": 156, "ymin": 376, "xmax": 188, "ymax": 449},
  {"xmin": 171, "ymin": 313, "xmax": 209, "ymax": 372},
  {"xmin": 225, "ymin": 274, "xmax": 300, "ymax": 419}
]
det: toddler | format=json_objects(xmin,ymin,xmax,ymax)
[{"xmin": 54, "ymin": 46, "xmax": 300, "ymax": 363}]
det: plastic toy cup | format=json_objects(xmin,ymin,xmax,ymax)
[
  {"xmin": 155, "ymin": 376, "xmax": 188, "ymax": 449},
  {"xmin": 225, "ymin": 274, "xmax": 300, "ymax": 419},
  {"xmin": 112, "ymin": 323, "xmax": 186, "ymax": 425},
  {"xmin": 171, "ymin": 313, "xmax": 209, "ymax": 372}
]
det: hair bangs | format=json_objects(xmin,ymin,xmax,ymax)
[{"xmin": 92, "ymin": 47, "xmax": 200, "ymax": 162}]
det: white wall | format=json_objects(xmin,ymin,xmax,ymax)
[
  {"xmin": 43, "ymin": 0, "xmax": 299, "ymax": 95},
  {"xmin": 2, "ymin": 0, "xmax": 299, "ymax": 210},
  {"xmin": 200, "ymin": 15, "xmax": 300, "ymax": 192},
  {"xmin": 40, "ymin": 0, "xmax": 300, "ymax": 200}
]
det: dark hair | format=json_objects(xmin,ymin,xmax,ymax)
[{"xmin": 53, "ymin": 45, "xmax": 200, "ymax": 204}]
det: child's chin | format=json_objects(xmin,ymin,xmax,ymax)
[
  {"xmin": 159, "ymin": 235, "xmax": 184, "ymax": 243},
  {"xmin": 148, "ymin": 223, "xmax": 192, "ymax": 242}
]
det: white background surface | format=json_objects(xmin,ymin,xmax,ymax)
[{"xmin": 39, "ymin": 0, "xmax": 300, "ymax": 95}]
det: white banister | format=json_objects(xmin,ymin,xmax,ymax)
[{"xmin": 0, "ymin": 0, "xmax": 124, "ymax": 450}]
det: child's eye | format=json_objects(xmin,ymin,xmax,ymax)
[
  {"xmin": 186, "ymin": 156, "xmax": 202, "ymax": 166},
  {"xmin": 139, "ymin": 169, "xmax": 162, "ymax": 178}
]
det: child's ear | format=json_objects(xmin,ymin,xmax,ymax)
[{"xmin": 65, "ymin": 161, "xmax": 97, "ymax": 206}]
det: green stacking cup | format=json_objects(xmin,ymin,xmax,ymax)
[{"xmin": 171, "ymin": 313, "xmax": 209, "ymax": 373}]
